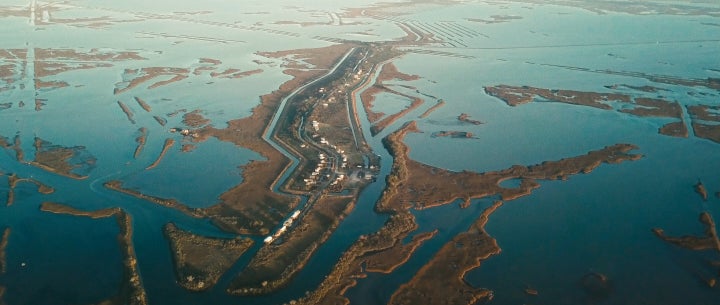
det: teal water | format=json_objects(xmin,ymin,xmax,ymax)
[{"xmin": 1, "ymin": 1, "xmax": 720, "ymax": 305}]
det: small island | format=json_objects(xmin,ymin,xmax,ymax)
[
  {"xmin": 0, "ymin": 227, "xmax": 9, "ymax": 274},
  {"xmin": 458, "ymin": 113, "xmax": 483, "ymax": 125},
  {"xmin": 695, "ymin": 180, "xmax": 709, "ymax": 201}
]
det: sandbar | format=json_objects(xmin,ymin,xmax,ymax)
[
  {"xmin": 360, "ymin": 62, "xmax": 422, "ymax": 126},
  {"xmin": 145, "ymin": 138, "xmax": 175, "ymax": 170},
  {"xmin": 0, "ymin": 227, "xmax": 8, "ymax": 274},
  {"xmin": 431, "ymin": 131, "xmax": 474, "ymax": 138},
  {"xmin": 11, "ymin": 135, "xmax": 23, "ymax": 162},
  {"xmin": 164, "ymin": 223, "xmax": 254, "ymax": 291},
  {"xmin": 370, "ymin": 94, "xmax": 423, "ymax": 136},
  {"xmin": 34, "ymin": 79, "xmax": 69, "ymax": 90},
  {"xmin": 133, "ymin": 127, "xmax": 147, "ymax": 159},
  {"xmin": 210, "ymin": 68, "xmax": 262, "ymax": 79},
  {"xmin": 114, "ymin": 67, "xmax": 190, "ymax": 94},
  {"xmin": 605, "ymin": 84, "xmax": 669, "ymax": 93},
  {"xmin": 134, "ymin": 97, "xmax": 152, "ymax": 112},
  {"xmin": 687, "ymin": 104, "xmax": 720, "ymax": 143},
  {"xmin": 40, "ymin": 202, "xmax": 121, "ymax": 219},
  {"xmin": 153, "ymin": 115, "xmax": 167, "ymax": 126},
  {"xmin": 295, "ymin": 121, "xmax": 641, "ymax": 305},
  {"xmin": 104, "ymin": 180, "xmax": 201, "ymax": 218},
  {"xmin": 419, "ymin": 99, "xmax": 445, "ymax": 119},
  {"xmin": 7, "ymin": 174, "xmax": 55, "ymax": 206},
  {"xmin": 117, "ymin": 101, "xmax": 135, "ymax": 124}
]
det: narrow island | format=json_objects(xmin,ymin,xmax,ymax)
[
  {"xmin": 117, "ymin": 100, "xmax": 136, "ymax": 124},
  {"xmin": 687, "ymin": 104, "xmax": 720, "ymax": 144},
  {"xmin": 134, "ymin": 96, "xmax": 151, "ymax": 112},
  {"xmin": 418, "ymin": 99, "xmax": 445, "ymax": 118},
  {"xmin": 133, "ymin": 127, "xmax": 148, "ymax": 159},
  {"xmin": 0, "ymin": 227, "xmax": 9, "ymax": 274},
  {"xmin": 695, "ymin": 180, "xmax": 709, "ymax": 201},
  {"xmin": 103, "ymin": 180, "xmax": 201, "ymax": 218},
  {"xmin": 164, "ymin": 223, "xmax": 254, "ymax": 291},
  {"xmin": 145, "ymin": 138, "xmax": 175, "ymax": 170},
  {"xmin": 484, "ymin": 85, "xmax": 688, "ymax": 138},
  {"xmin": 431, "ymin": 131, "xmax": 474, "ymax": 138}
]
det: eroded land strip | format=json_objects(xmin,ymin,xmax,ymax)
[{"xmin": 296, "ymin": 121, "xmax": 642, "ymax": 305}]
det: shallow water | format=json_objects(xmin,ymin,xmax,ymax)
[{"xmin": 1, "ymin": 1, "xmax": 720, "ymax": 304}]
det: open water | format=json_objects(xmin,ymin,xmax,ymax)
[{"xmin": 1, "ymin": 1, "xmax": 719, "ymax": 304}]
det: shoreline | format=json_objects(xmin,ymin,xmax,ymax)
[
  {"xmin": 103, "ymin": 180, "xmax": 202, "ymax": 218},
  {"xmin": 38, "ymin": 202, "xmax": 147, "ymax": 305},
  {"xmin": 145, "ymin": 138, "xmax": 175, "ymax": 170},
  {"xmin": 418, "ymin": 100, "xmax": 445, "ymax": 119},
  {"xmin": 227, "ymin": 196, "xmax": 356, "ymax": 296},
  {"xmin": 0, "ymin": 227, "xmax": 9, "ymax": 274},
  {"xmin": 133, "ymin": 127, "xmax": 147, "ymax": 159},
  {"xmin": 117, "ymin": 100, "xmax": 135, "ymax": 124},
  {"xmin": 296, "ymin": 120, "xmax": 642, "ymax": 305},
  {"xmin": 388, "ymin": 201, "xmax": 503, "ymax": 305},
  {"xmin": 6, "ymin": 174, "xmax": 55, "ymax": 206},
  {"xmin": 164, "ymin": 223, "xmax": 254, "ymax": 292}
]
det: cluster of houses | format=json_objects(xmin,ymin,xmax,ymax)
[
  {"xmin": 263, "ymin": 210, "xmax": 302, "ymax": 244},
  {"xmin": 303, "ymin": 152, "xmax": 331, "ymax": 187}
]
